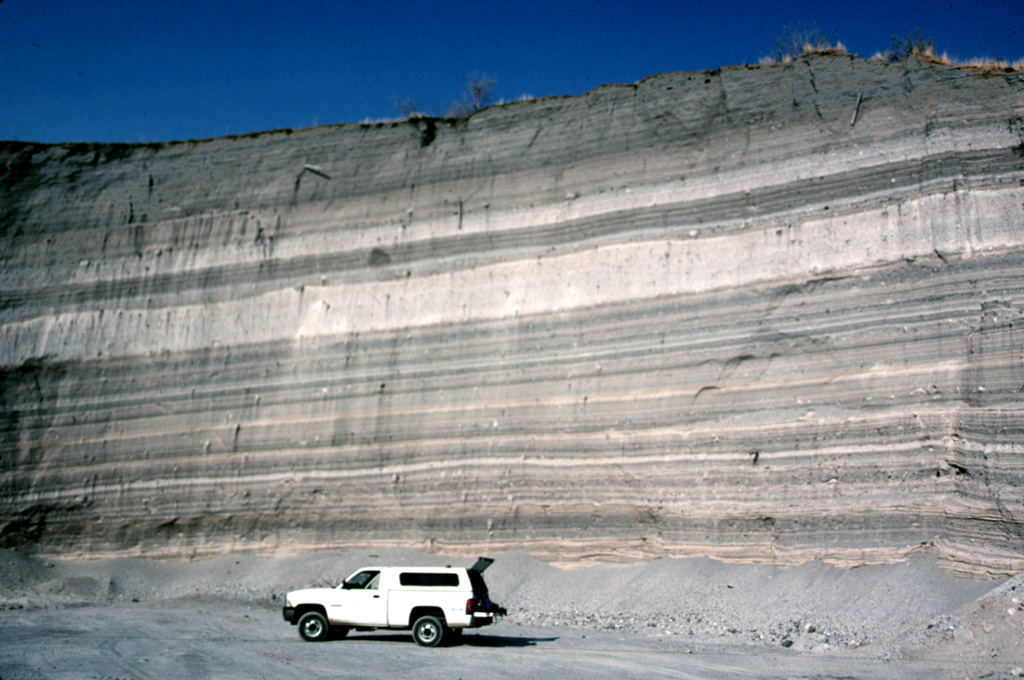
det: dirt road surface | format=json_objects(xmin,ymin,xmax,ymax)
[{"xmin": 1, "ymin": 600, "xmax": 1012, "ymax": 680}]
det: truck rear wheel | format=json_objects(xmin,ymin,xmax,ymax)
[
  {"xmin": 412, "ymin": 615, "xmax": 445, "ymax": 647},
  {"xmin": 297, "ymin": 611, "xmax": 329, "ymax": 642}
]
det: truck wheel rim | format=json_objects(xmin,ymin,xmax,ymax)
[
  {"xmin": 304, "ymin": 619, "xmax": 323, "ymax": 637},
  {"xmin": 419, "ymin": 622, "xmax": 438, "ymax": 642}
]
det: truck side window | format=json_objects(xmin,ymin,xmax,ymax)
[{"xmin": 399, "ymin": 572, "xmax": 460, "ymax": 587}]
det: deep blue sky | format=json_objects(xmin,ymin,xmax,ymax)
[{"xmin": 1, "ymin": 0, "xmax": 1020, "ymax": 144}]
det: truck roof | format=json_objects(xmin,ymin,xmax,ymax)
[{"xmin": 348, "ymin": 557, "xmax": 494, "ymax": 574}]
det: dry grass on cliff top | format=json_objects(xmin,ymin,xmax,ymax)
[{"xmin": 758, "ymin": 30, "xmax": 1023, "ymax": 75}]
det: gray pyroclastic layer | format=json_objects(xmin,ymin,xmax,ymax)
[{"xmin": 2, "ymin": 54, "xmax": 1023, "ymax": 576}]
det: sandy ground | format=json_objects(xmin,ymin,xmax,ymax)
[{"xmin": 2, "ymin": 548, "xmax": 1023, "ymax": 679}]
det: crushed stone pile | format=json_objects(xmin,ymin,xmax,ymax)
[{"xmin": 485, "ymin": 552, "xmax": 1003, "ymax": 654}]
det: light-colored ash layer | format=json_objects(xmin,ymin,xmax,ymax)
[{"xmin": 1, "ymin": 55, "xmax": 1023, "ymax": 576}]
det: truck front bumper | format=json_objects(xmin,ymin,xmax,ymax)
[{"xmin": 282, "ymin": 606, "xmax": 296, "ymax": 623}]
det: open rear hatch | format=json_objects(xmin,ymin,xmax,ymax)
[
  {"xmin": 469, "ymin": 557, "xmax": 494, "ymax": 573},
  {"xmin": 467, "ymin": 557, "xmax": 506, "ymax": 616}
]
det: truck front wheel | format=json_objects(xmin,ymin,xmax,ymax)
[
  {"xmin": 297, "ymin": 611, "xmax": 330, "ymax": 642},
  {"xmin": 412, "ymin": 615, "xmax": 445, "ymax": 647}
]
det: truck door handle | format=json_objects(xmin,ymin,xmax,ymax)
[{"xmin": 373, "ymin": 595, "xmax": 379, "ymax": 598}]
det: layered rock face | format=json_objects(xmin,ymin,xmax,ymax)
[{"xmin": 2, "ymin": 55, "xmax": 1023, "ymax": 576}]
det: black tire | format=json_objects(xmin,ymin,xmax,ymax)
[
  {"xmin": 412, "ymin": 615, "xmax": 445, "ymax": 647},
  {"xmin": 297, "ymin": 611, "xmax": 330, "ymax": 642}
]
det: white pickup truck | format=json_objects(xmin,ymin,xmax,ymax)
[{"xmin": 282, "ymin": 557, "xmax": 506, "ymax": 647}]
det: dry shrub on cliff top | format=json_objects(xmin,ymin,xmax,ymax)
[
  {"xmin": 394, "ymin": 72, "xmax": 498, "ymax": 120},
  {"xmin": 393, "ymin": 93, "xmax": 429, "ymax": 119},
  {"xmin": 761, "ymin": 23, "xmax": 847, "ymax": 64},
  {"xmin": 870, "ymin": 28, "xmax": 1022, "ymax": 73},
  {"xmin": 446, "ymin": 71, "xmax": 497, "ymax": 118},
  {"xmin": 883, "ymin": 28, "xmax": 935, "ymax": 62}
]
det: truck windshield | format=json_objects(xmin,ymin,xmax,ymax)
[{"xmin": 342, "ymin": 570, "xmax": 380, "ymax": 589}]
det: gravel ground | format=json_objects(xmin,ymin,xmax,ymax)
[{"xmin": 2, "ymin": 547, "xmax": 1022, "ymax": 678}]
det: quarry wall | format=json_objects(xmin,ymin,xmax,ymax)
[{"xmin": 2, "ymin": 54, "xmax": 1023, "ymax": 576}]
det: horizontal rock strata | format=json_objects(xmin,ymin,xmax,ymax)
[{"xmin": 2, "ymin": 55, "xmax": 1023, "ymax": 576}]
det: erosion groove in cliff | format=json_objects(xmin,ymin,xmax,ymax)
[{"xmin": 2, "ymin": 55, "xmax": 1023, "ymax": 576}]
